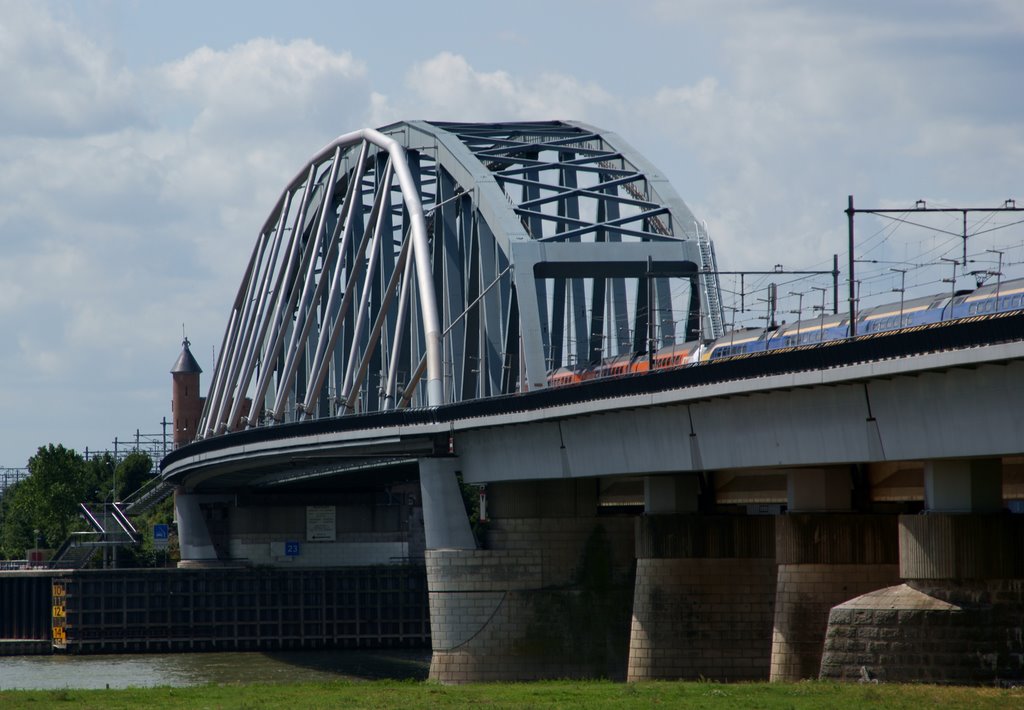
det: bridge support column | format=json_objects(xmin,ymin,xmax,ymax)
[
  {"xmin": 627, "ymin": 514, "xmax": 777, "ymax": 681},
  {"xmin": 174, "ymin": 490, "xmax": 232, "ymax": 568},
  {"xmin": 821, "ymin": 459, "xmax": 1024, "ymax": 683},
  {"xmin": 769, "ymin": 468, "xmax": 900, "ymax": 681},
  {"xmin": 425, "ymin": 477, "xmax": 635, "ymax": 683},
  {"xmin": 419, "ymin": 458, "xmax": 475, "ymax": 550}
]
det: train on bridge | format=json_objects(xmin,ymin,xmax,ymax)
[{"xmin": 549, "ymin": 276, "xmax": 1024, "ymax": 385}]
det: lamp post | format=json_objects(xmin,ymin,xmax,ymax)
[{"xmin": 789, "ymin": 291, "xmax": 805, "ymax": 323}]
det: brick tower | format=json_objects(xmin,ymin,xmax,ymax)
[{"xmin": 171, "ymin": 337, "xmax": 204, "ymax": 448}]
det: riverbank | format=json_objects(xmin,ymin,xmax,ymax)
[{"xmin": 1, "ymin": 679, "xmax": 1021, "ymax": 709}]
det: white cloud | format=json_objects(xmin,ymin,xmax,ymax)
[
  {"xmin": 159, "ymin": 39, "xmax": 367, "ymax": 139},
  {"xmin": 0, "ymin": 2, "xmax": 142, "ymax": 136},
  {"xmin": 634, "ymin": 0, "xmax": 1024, "ymax": 279},
  {"xmin": 404, "ymin": 52, "xmax": 613, "ymax": 121},
  {"xmin": 0, "ymin": 17, "xmax": 381, "ymax": 464}
]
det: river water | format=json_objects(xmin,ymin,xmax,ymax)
[{"xmin": 0, "ymin": 650, "xmax": 430, "ymax": 690}]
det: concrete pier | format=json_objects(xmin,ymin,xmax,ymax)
[
  {"xmin": 627, "ymin": 514, "xmax": 776, "ymax": 681},
  {"xmin": 423, "ymin": 475, "xmax": 635, "ymax": 683},
  {"xmin": 769, "ymin": 513, "xmax": 900, "ymax": 681}
]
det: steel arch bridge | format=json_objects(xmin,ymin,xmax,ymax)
[{"xmin": 197, "ymin": 121, "xmax": 726, "ymax": 439}]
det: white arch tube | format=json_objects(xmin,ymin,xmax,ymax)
[{"xmin": 297, "ymin": 129, "xmax": 442, "ymax": 407}]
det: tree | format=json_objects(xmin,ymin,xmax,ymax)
[
  {"xmin": 0, "ymin": 444, "xmax": 168, "ymax": 564},
  {"xmin": 0, "ymin": 445, "xmax": 95, "ymax": 555},
  {"xmin": 0, "ymin": 480, "xmax": 36, "ymax": 558},
  {"xmin": 85, "ymin": 453, "xmax": 115, "ymax": 503},
  {"xmin": 115, "ymin": 452, "xmax": 154, "ymax": 501}
]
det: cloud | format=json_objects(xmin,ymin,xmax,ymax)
[
  {"xmin": 404, "ymin": 52, "xmax": 613, "ymax": 121},
  {"xmin": 634, "ymin": 0, "xmax": 1024, "ymax": 278},
  {"xmin": 145, "ymin": 39, "xmax": 380, "ymax": 272},
  {"xmin": 0, "ymin": 18, "xmax": 381, "ymax": 464},
  {"xmin": 159, "ymin": 39, "xmax": 367, "ymax": 140},
  {"xmin": 0, "ymin": 2, "xmax": 143, "ymax": 136}
]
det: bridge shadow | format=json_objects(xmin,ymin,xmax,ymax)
[{"xmin": 258, "ymin": 649, "xmax": 430, "ymax": 681}]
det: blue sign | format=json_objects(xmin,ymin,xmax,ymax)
[
  {"xmin": 153, "ymin": 524, "xmax": 170, "ymax": 550},
  {"xmin": 284, "ymin": 541, "xmax": 300, "ymax": 557}
]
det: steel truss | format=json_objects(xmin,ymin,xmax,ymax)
[{"xmin": 197, "ymin": 121, "xmax": 723, "ymax": 438}]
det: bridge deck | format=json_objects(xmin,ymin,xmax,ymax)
[{"xmin": 163, "ymin": 311, "xmax": 1024, "ymax": 488}]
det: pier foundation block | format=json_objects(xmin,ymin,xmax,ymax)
[{"xmin": 820, "ymin": 513, "xmax": 1024, "ymax": 683}]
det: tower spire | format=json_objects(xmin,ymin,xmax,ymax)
[{"xmin": 171, "ymin": 337, "xmax": 204, "ymax": 448}]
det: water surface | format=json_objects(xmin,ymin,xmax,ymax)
[{"xmin": 0, "ymin": 649, "xmax": 430, "ymax": 690}]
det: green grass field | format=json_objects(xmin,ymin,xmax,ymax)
[{"xmin": 1, "ymin": 679, "xmax": 1022, "ymax": 709}]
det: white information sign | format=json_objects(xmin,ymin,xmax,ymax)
[{"xmin": 306, "ymin": 505, "xmax": 336, "ymax": 542}]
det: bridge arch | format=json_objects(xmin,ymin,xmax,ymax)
[{"xmin": 198, "ymin": 121, "xmax": 724, "ymax": 438}]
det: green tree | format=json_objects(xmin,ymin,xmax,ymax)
[
  {"xmin": 84, "ymin": 453, "xmax": 115, "ymax": 503},
  {"xmin": 115, "ymin": 452, "xmax": 154, "ymax": 500},
  {"xmin": 0, "ymin": 445, "xmax": 96, "ymax": 555},
  {"xmin": 0, "ymin": 445, "xmax": 168, "ymax": 564},
  {"xmin": 0, "ymin": 479, "xmax": 36, "ymax": 558}
]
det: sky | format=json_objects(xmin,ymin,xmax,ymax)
[{"xmin": 1, "ymin": 0, "xmax": 1022, "ymax": 468}]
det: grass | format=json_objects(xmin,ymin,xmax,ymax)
[{"xmin": 1, "ymin": 679, "xmax": 1022, "ymax": 709}]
